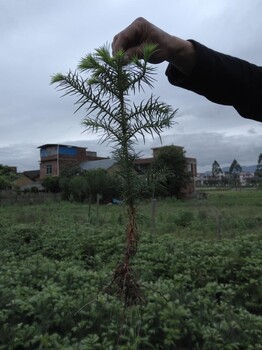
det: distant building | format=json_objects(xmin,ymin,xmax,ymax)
[
  {"xmin": 38, "ymin": 144, "xmax": 106, "ymax": 179},
  {"xmin": 14, "ymin": 170, "xmax": 43, "ymax": 191},
  {"xmin": 239, "ymin": 172, "xmax": 255, "ymax": 186}
]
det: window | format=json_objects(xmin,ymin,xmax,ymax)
[{"xmin": 46, "ymin": 164, "xmax": 52, "ymax": 175}]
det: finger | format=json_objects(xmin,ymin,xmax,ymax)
[
  {"xmin": 112, "ymin": 18, "xmax": 144, "ymax": 55},
  {"xmin": 124, "ymin": 46, "xmax": 144, "ymax": 61},
  {"xmin": 112, "ymin": 34, "xmax": 119, "ymax": 55},
  {"xmin": 112, "ymin": 30, "xmax": 138, "ymax": 56}
]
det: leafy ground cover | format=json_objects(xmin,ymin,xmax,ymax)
[{"xmin": 0, "ymin": 189, "xmax": 262, "ymax": 349}]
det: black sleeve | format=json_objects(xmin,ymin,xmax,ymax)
[{"xmin": 165, "ymin": 40, "xmax": 262, "ymax": 122}]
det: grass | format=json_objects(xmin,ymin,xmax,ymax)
[{"xmin": 0, "ymin": 189, "xmax": 262, "ymax": 349}]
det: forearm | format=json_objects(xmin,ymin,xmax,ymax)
[
  {"xmin": 112, "ymin": 17, "xmax": 262, "ymax": 122},
  {"xmin": 165, "ymin": 36, "xmax": 196, "ymax": 77},
  {"xmin": 166, "ymin": 40, "xmax": 262, "ymax": 122}
]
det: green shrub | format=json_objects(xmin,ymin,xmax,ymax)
[{"xmin": 0, "ymin": 192, "xmax": 262, "ymax": 349}]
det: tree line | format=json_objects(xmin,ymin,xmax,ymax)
[{"xmin": 203, "ymin": 154, "xmax": 262, "ymax": 187}]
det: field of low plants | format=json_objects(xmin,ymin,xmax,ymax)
[{"xmin": 1, "ymin": 189, "xmax": 262, "ymax": 349}]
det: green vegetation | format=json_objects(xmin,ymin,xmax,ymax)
[
  {"xmin": 0, "ymin": 165, "xmax": 17, "ymax": 190},
  {"xmin": 152, "ymin": 145, "xmax": 191, "ymax": 198},
  {"xmin": 1, "ymin": 189, "xmax": 262, "ymax": 349},
  {"xmin": 42, "ymin": 169, "xmax": 122, "ymax": 203}
]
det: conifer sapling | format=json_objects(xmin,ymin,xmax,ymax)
[{"xmin": 51, "ymin": 44, "xmax": 177, "ymax": 306}]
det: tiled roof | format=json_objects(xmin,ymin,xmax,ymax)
[
  {"xmin": 23, "ymin": 170, "xmax": 40, "ymax": 180},
  {"xmin": 80, "ymin": 159, "xmax": 117, "ymax": 171}
]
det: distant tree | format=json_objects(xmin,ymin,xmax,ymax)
[
  {"xmin": 0, "ymin": 165, "xmax": 17, "ymax": 190},
  {"xmin": 142, "ymin": 165, "xmax": 170, "ymax": 200},
  {"xmin": 206, "ymin": 177, "xmax": 220, "ymax": 187},
  {"xmin": 59, "ymin": 168, "xmax": 121, "ymax": 202},
  {"xmin": 229, "ymin": 159, "xmax": 242, "ymax": 187},
  {"xmin": 83, "ymin": 169, "xmax": 121, "ymax": 202},
  {"xmin": 42, "ymin": 176, "xmax": 61, "ymax": 193},
  {"xmin": 221, "ymin": 176, "xmax": 230, "ymax": 186},
  {"xmin": 58, "ymin": 165, "xmax": 84, "ymax": 199},
  {"xmin": 152, "ymin": 145, "xmax": 191, "ymax": 198},
  {"xmin": 0, "ymin": 165, "xmax": 16, "ymax": 177},
  {"xmin": 0, "ymin": 176, "xmax": 12, "ymax": 190},
  {"xmin": 212, "ymin": 160, "xmax": 223, "ymax": 178},
  {"xmin": 255, "ymin": 153, "xmax": 262, "ymax": 177},
  {"xmin": 229, "ymin": 159, "xmax": 242, "ymax": 174},
  {"xmin": 60, "ymin": 165, "xmax": 84, "ymax": 178},
  {"xmin": 68, "ymin": 176, "xmax": 89, "ymax": 202}
]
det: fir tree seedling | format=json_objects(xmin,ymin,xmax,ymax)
[{"xmin": 51, "ymin": 44, "xmax": 177, "ymax": 307}]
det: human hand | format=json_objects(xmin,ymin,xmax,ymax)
[{"xmin": 112, "ymin": 17, "xmax": 174, "ymax": 64}]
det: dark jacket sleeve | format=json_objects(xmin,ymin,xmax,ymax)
[{"xmin": 165, "ymin": 40, "xmax": 262, "ymax": 122}]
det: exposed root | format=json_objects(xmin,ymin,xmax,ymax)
[
  {"xmin": 106, "ymin": 261, "xmax": 144, "ymax": 308},
  {"xmin": 106, "ymin": 205, "xmax": 143, "ymax": 308}
]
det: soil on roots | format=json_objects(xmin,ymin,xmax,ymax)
[
  {"xmin": 107, "ymin": 260, "xmax": 144, "ymax": 307},
  {"xmin": 106, "ymin": 205, "xmax": 143, "ymax": 307}
]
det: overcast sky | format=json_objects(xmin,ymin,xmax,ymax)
[{"xmin": 1, "ymin": 0, "xmax": 261, "ymax": 173}]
